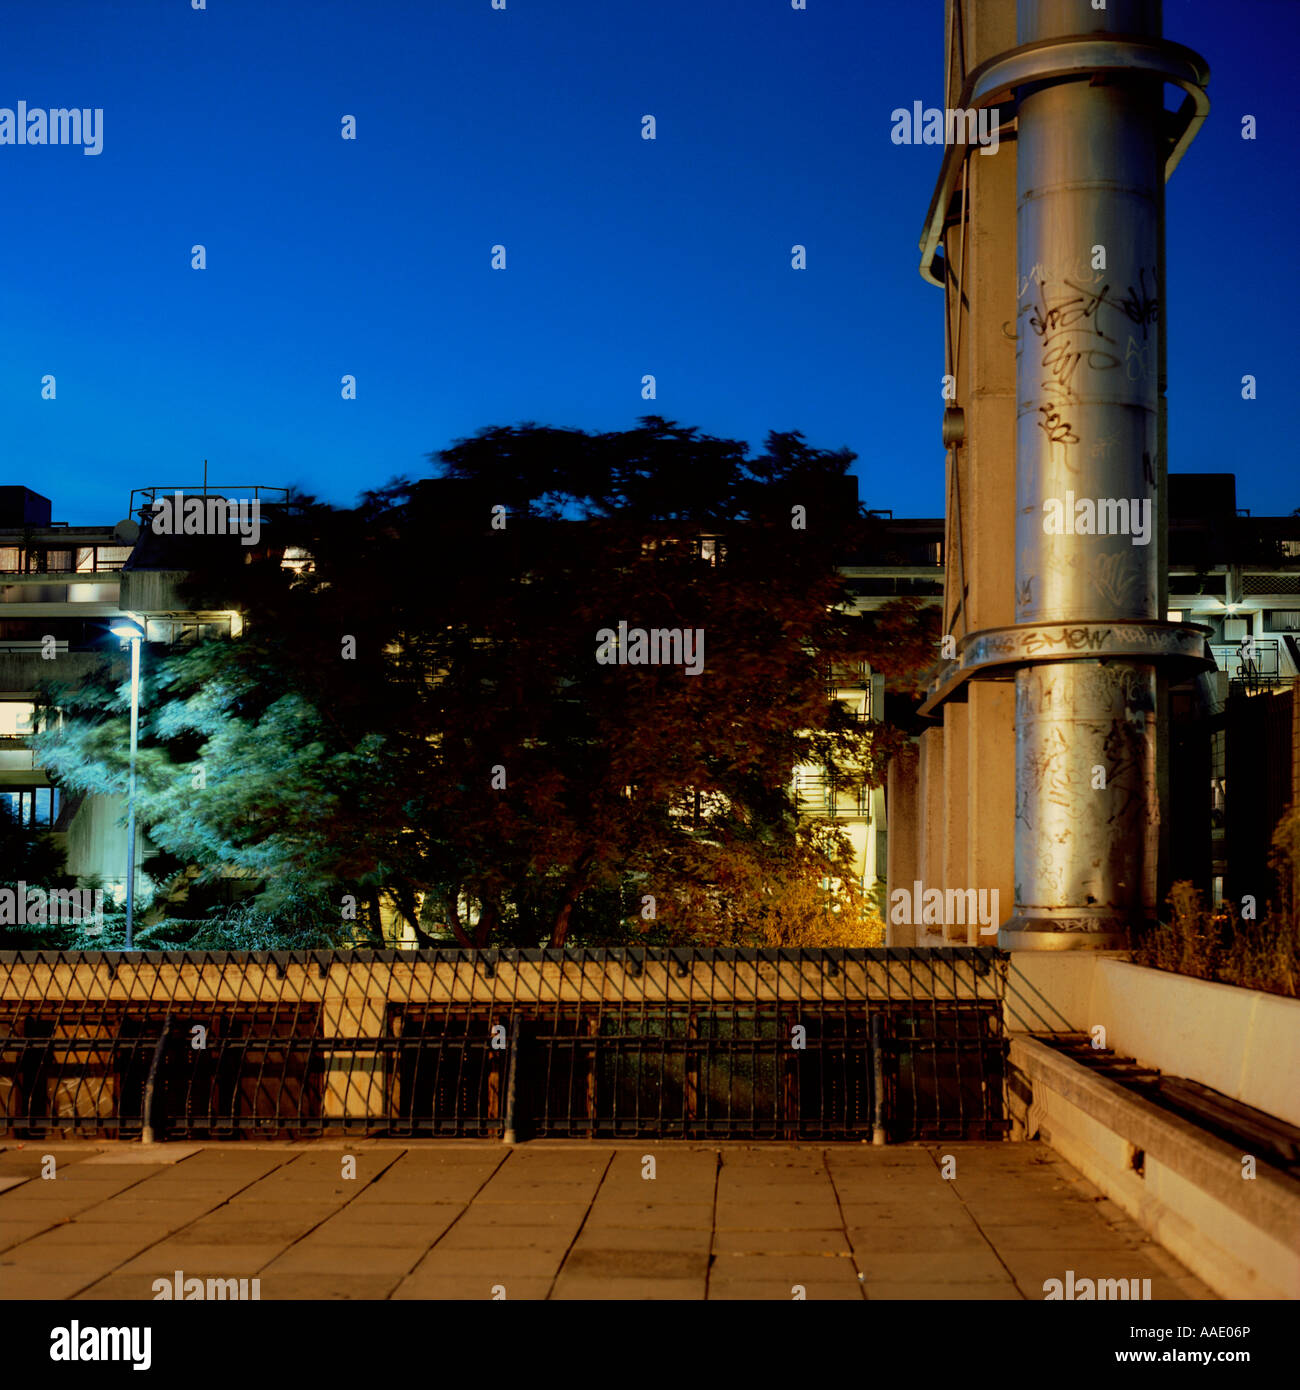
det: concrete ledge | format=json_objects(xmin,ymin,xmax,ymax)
[
  {"xmin": 0, "ymin": 950, "xmax": 1005, "ymax": 1007},
  {"xmin": 1009, "ymin": 1035, "xmax": 1300, "ymax": 1300},
  {"xmin": 1006, "ymin": 955, "xmax": 1300, "ymax": 1128}
]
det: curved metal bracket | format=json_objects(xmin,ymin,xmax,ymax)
[
  {"xmin": 917, "ymin": 619, "xmax": 1213, "ymax": 717},
  {"xmin": 918, "ymin": 34, "xmax": 1210, "ymax": 286}
]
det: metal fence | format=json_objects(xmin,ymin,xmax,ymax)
[{"xmin": 0, "ymin": 948, "xmax": 1008, "ymax": 1143}]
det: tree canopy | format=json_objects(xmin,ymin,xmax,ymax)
[{"xmin": 33, "ymin": 418, "xmax": 938, "ymax": 948}]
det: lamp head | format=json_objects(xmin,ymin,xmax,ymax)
[{"xmin": 110, "ymin": 619, "xmax": 145, "ymax": 641}]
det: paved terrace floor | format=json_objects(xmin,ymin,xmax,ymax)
[{"xmin": 0, "ymin": 1140, "xmax": 1215, "ymax": 1301}]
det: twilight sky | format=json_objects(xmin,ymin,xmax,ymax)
[{"xmin": 2, "ymin": 0, "xmax": 1295, "ymax": 525}]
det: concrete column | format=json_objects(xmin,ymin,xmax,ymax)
[
  {"xmin": 939, "ymin": 0, "xmax": 1019, "ymax": 943},
  {"xmin": 966, "ymin": 681, "xmax": 1016, "ymax": 943},
  {"xmin": 885, "ymin": 743, "xmax": 920, "ymax": 946},
  {"xmin": 918, "ymin": 727, "xmax": 947, "ymax": 943},
  {"xmin": 942, "ymin": 702, "xmax": 970, "ymax": 942},
  {"xmin": 1293, "ymin": 677, "xmax": 1300, "ymax": 811}
]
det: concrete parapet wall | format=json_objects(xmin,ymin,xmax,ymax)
[
  {"xmin": 1006, "ymin": 954, "xmax": 1300, "ymax": 1128},
  {"xmin": 1010, "ymin": 1036, "xmax": 1300, "ymax": 1300},
  {"xmin": 0, "ymin": 948, "xmax": 1007, "ymax": 1010}
]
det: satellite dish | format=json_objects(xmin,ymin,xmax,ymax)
[{"xmin": 113, "ymin": 519, "xmax": 140, "ymax": 543}]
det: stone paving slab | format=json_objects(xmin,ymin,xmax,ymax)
[
  {"xmin": 412, "ymin": 1249, "xmax": 566, "ymax": 1280},
  {"xmin": 80, "ymin": 1146, "xmax": 202, "ymax": 1166},
  {"xmin": 709, "ymin": 1281, "xmax": 865, "ymax": 1301},
  {"xmin": 315, "ymin": 1202, "xmax": 465, "ymax": 1231},
  {"xmin": 0, "ymin": 1140, "xmax": 1219, "ymax": 1301},
  {"xmin": 263, "ymin": 1243, "xmax": 424, "ymax": 1276},
  {"xmin": 453, "ymin": 1201, "xmax": 588, "ymax": 1229},
  {"xmin": 867, "ymin": 1281, "xmax": 1022, "ymax": 1300},
  {"xmin": 583, "ymin": 1200, "xmax": 715, "ymax": 1229},
  {"xmin": 551, "ymin": 1274, "xmax": 707, "ymax": 1300},
  {"xmin": 714, "ymin": 1229, "xmax": 851, "ymax": 1255},
  {"xmin": 391, "ymin": 1274, "xmax": 551, "ymax": 1300}
]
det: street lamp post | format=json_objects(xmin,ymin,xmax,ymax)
[{"xmin": 110, "ymin": 620, "xmax": 145, "ymax": 950}]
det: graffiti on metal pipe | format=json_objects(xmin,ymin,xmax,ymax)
[
  {"xmin": 1101, "ymin": 716, "xmax": 1150, "ymax": 828},
  {"xmin": 1040, "ymin": 339, "xmax": 1121, "ymax": 398},
  {"xmin": 1124, "ymin": 334, "xmax": 1153, "ymax": 383},
  {"xmin": 1018, "ymin": 255, "xmax": 1106, "ymax": 297},
  {"xmin": 969, "ymin": 623, "xmax": 1197, "ymax": 663},
  {"xmin": 984, "ymin": 626, "xmax": 1114, "ymax": 657},
  {"xmin": 1036, "ymin": 404, "xmax": 1078, "ymax": 447},
  {"xmin": 1024, "ymin": 271, "xmax": 1158, "ymax": 347},
  {"xmin": 1093, "ymin": 551, "xmax": 1142, "ymax": 608},
  {"xmin": 1021, "ymin": 269, "xmax": 1159, "ymax": 413}
]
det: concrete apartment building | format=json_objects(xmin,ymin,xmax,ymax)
[
  {"xmin": 0, "ymin": 484, "xmax": 279, "ymax": 905},
  {"xmin": 802, "ymin": 511, "xmax": 944, "ymax": 904}
]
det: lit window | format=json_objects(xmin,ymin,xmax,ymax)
[
  {"xmin": 0, "ymin": 703, "xmax": 35, "ymax": 737},
  {"xmin": 0, "ymin": 786, "xmax": 60, "ymax": 827},
  {"xmin": 699, "ymin": 538, "xmax": 725, "ymax": 565},
  {"xmin": 94, "ymin": 546, "xmax": 133, "ymax": 570},
  {"xmin": 281, "ymin": 547, "xmax": 315, "ymax": 575}
]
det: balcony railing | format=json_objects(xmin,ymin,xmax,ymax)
[
  {"xmin": 128, "ymin": 485, "xmax": 290, "ymax": 526},
  {"xmin": 0, "ymin": 739, "xmax": 37, "ymax": 771},
  {"xmin": 0, "ymin": 547, "xmax": 133, "ymax": 576},
  {"xmin": 794, "ymin": 778, "xmax": 871, "ymax": 819},
  {"xmin": 1210, "ymin": 640, "xmax": 1280, "ymax": 677}
]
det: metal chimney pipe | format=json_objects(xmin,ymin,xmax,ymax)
[
  {"xmin": 912, "ymin": 4, "xmax": 1209, "ymax": 949},
  {"xmin": 1002, "ymin": 0, "xmax": 1177, "ymax": 949}
]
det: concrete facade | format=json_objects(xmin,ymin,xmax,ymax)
[{"xmin": 0, "ymin": 484, "xmax": 286, "ymax": 911}]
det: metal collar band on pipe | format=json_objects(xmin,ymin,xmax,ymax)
[
  {"xmin": 917, "ymin": 620, "xmax": 1213, "ymax": 716},
  {"xmin": 917, "ymin": 34, "xmax": 1209, "ymax": 286}
]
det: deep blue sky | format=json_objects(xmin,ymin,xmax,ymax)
[{"xmin": 2, "ymin": 0, "xmax": 1295, "ymax": 525}]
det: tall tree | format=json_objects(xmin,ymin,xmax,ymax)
[{"xmin": 35, "ymin": 420, "xmax": 925, "ymax": 947}]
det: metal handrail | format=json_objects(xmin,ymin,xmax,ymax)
[
  {"xmin": 0, "ymin": 948, "xmax": 1008, "ymax": 1143},
  {"xmin": 129, "ymin": 485, "xmax": 290, "ymax": 521}
]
